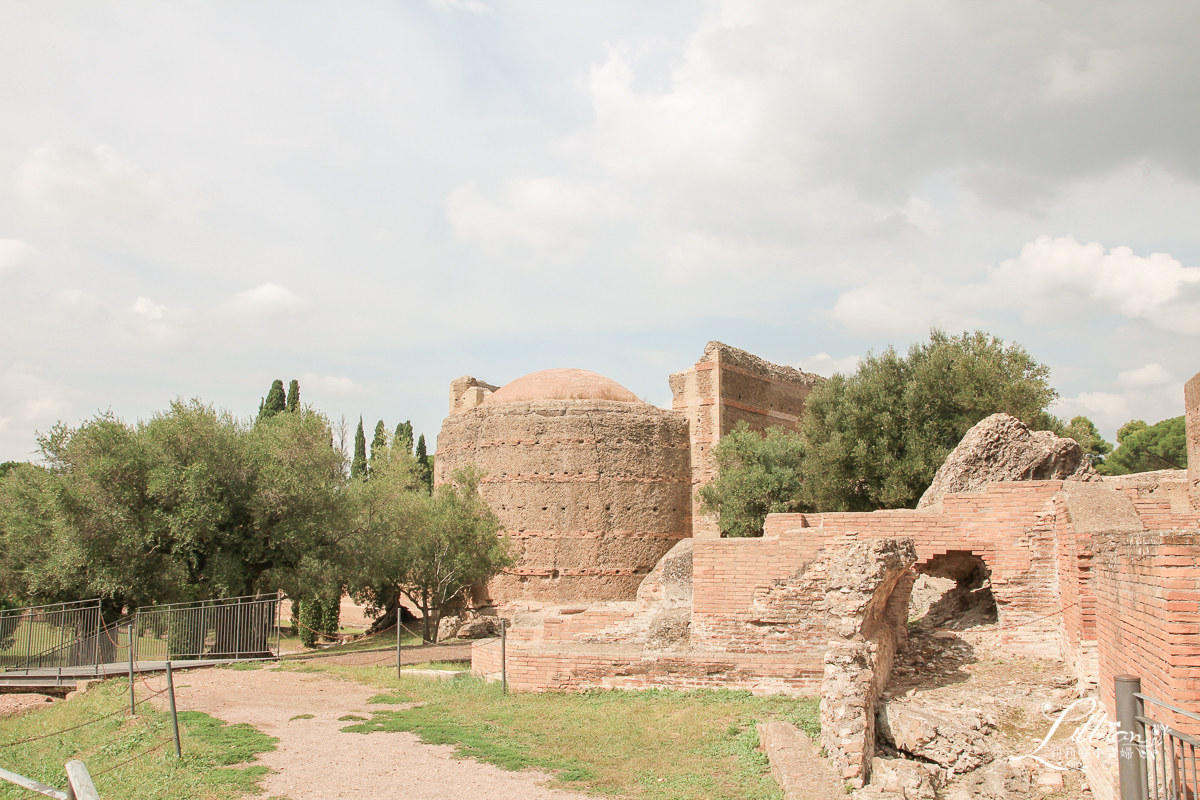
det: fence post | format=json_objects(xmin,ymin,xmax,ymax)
[
  {"xmin": 128, "ymin": 624, "xmax": 136, "ymax": 716},
  {"xmin": 500, "ymin": 620, "xmax": 507, "ymax": 696},
  {"xmin": 1116, "ymin": 674, "xmax": 1145, "ymax": 800},
  {"xmin": 396, "ymin": 617, "xmax": 402, "ymax": 680},
  {"xmin": 64, "ymin": 759, "xmax": 100, "ymax": 800},
  {"xmin": 166, "ymin": 661, "xmax": 182, "ymax": 758}
]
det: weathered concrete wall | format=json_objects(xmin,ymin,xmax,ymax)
[
  {"xmin": 1187, "ymin": 370, "xmax": 1200, "ymax": 502},
  {"xmin": 669, "ymin": 342, "xmax": 821, "ymax": 538},
  {"xmin": 435, "ymin": 395, "xmax": 691, "ymax": 604}
]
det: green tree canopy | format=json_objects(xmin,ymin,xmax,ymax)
[
  {"xmin": 371, "ymin": 420, "xmax": 388, "ymax": 463},
  {"xmin": 258, "ymin": 379, "xmax": 287, "ymax": 422},
  {"xmin": 351, "ymin": 417, "xmax": 368, "ymax": 480},
  {"xmin": 286, "ymin": 380, "xmax": 300, "ymax": 413},
  {"xmin": 394, "ymin": 421, "xmax": 414, "ymax": 456},
  {"xmin": 416, "ymin": 433, "xmax": 431, "ymax": 490},
  {"xmin": 1062, "ymin": 416, "xmax": 1113, "ymax": 465},
  {"xmin": 1100, "ymin": 416, "xmax": 1187, "ymax": 475},
  {"xmin": 699, "ymin": 422, "xmax": 806, "ymax": 537},
  {"xmin": 799, "ymin": 329, "xmax": 1059, "ymax": 512},
  {"xmin": 0, "ymin": 401, "xmax": 349, "ymax": 609},
  {"xmin": 347, "ymin": 464, "xmax": 511, "ymax": 642}
]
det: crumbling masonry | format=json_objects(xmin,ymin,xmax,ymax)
[{"xmin": 444, "ymin": 347, "xmax": 1200, "ymax": 783}]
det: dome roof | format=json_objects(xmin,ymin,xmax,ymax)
[{"xmin": 481, "ymin": 368, "xmax": 643, "ymax": 406}]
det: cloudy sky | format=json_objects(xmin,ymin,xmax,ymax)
[{"xmin": 2, "ymin": 0, "xmax": 1198, "ymax": 461}]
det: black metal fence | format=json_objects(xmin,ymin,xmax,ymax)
[
  {"xmin": 0, "ymin": 599, "xmax": 103, "ymax": 671},
  {"xmin": 1117, "ymin": 674, "xmax": 1200, "ymax": 800}
]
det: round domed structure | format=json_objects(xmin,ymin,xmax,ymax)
[
  {"xmin": 482, "ymin": 368, "xmax": 642, "ymax": 406},
  {"xmin": 436, "ymin": 369, "xmax": 691, "ymax": 605}
]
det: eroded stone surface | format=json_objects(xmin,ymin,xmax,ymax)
[
  {"xmin": 918, "ymin": 413, "xmax": 1098, "ymax": 510},
  {"xmin": 435, "ymin": 390, "xmax": 691, "ymax": 605},
  {"xmin": 875, "ymin": 703, "xmax": 994, "ymax": 774},
  {"xmin": 818, "ymin": 538, "xmax": 918, "ymax": 788}
]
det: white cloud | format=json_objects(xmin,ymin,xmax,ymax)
[
  {"xmin": 824, "ymin": 271, "xmax": 988, "ymax": 337},
  {"xmin": 1052, "ymin": 381, "xmax": 1184, "ymax": 438},
  {"xmin": 1117, "ymin": 363, "xmax": 1173, "ymax": 389},
  {"xmin": 446, "ymin": 179, "xmax": 622, "ymax": 249},
  {"xmin": 985, "ymin": 236, "xmax": 1200, "ymax": 333},
  {"xmin": 225, "ymin": 283, "xmax": 312, "ymax": 317},
  {"xmin": 0, "ymin": 362, "xmax": 73, "ymax": 460},
  {"xmin": 796, "ymin": 352, "xmax": 861, "ymax": 378},
  {"xmin": 0, "ymin": 239, "xmax": 43, "ymax": 275},
  {"xmin": 131, "ymin": 296, "xmax": 167, "ymax": 320},
  {"xmin": 429, "ymin": 0, "xmax": 491, "ymax": 13},
  {"xmin": 300, "ymin": 373, "xmax": 362, "ymax": 396},
  {"xmin": 824, "ymin": 236, "xmax": 1200, "ymax": 338},
  {"xmin": 15, "ymin": 142, "xmax": 195, "ymax": 227}
]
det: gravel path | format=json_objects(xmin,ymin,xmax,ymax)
[{"xmin": 146, "ymin": 665, "xmax": 592, "ymax": 800}]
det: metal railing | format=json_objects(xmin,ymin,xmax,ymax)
[
  {"xmin": 1117, "ymin": 674, "xmax": 1200, "ymax": 800},
  {"xmin": 1, "ymin": 594, "xmax": 280, "ymax": 675},
  {"xmin": 131, "ymin": 594, "xmax": 280, "ymax": 662},
  {"xmin": 0, "ymin": 600, "xmax": 103, "ymax": 671}
]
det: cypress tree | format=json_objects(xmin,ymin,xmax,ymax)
[
  {"xmin": 396, "ymin": 421, "xmax": 414, "ymax": 455},
  {"xmin": 371, "ymin": 420, "xmax": 387, "ymax": 461},
  {"xmin": 286, "ymin": 379, "xmax": 300, "ymax": 412},
  {"xmin": 351, "ymin": 417, "xmax": 368, "ymax": 480},
  {"xmin": 416, "ymin": 433, "xmax": 431, "ymax": 489},
  {"xmin": 257, "ymin": 380, "xmax": 286, "ymax": 422}
]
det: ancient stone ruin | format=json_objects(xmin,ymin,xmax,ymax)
[
  {"xmin": 443, "ymin": 348, "xmax": 1200, "ymax": 799},
  {"xmin": 434, "ymin": 345, "xmax": 822, "ymax": 604},
  {"xmin": 434, "ymin": 368, "xmax": 692, "ymax": 604}
]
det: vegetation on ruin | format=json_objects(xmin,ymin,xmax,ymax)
[
  {"xmin": 704, "ymin": 329, "xmax": 1068, "ymax": 532},
  {"xmin": 699, "ymin": 422, "xmax": 806, "ymax": 537},
  {"xmin": 0, "ymin": 680, "xmax": 276, "ymax": 800},
  {"xmin": 284, "ymin": 658, "xmax": 820, "ymax": 800},
  {"xmin": 1099, "ymin": 415, "xmax": 1187, "ymax": 474},
  {"xmin": 800, "ymin": 329, "xmax": 1059, "ymax": 512}
]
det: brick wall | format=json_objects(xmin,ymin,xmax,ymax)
[
  {"xmin": 764, "ymin": 482, "xmax": 1066, "ymax": 658},
  {"xmin": 1093, "ymin": 530, "xmax": 1200, "ymax": 736},
  {"xmin": 670, "ymin": 342, "xmax": 821, "ymax": 539}
]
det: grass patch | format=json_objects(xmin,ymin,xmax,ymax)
[
  {"xmin": 224, "ymin": 661, "xmax": 267, "ymax": 671},
  {"xmin": 337, "ymin": 714, "xmax": 368, "ymax": 722},
  {"xmin": 280, "ymin": 625, "xmax": 426, "ymax": 658},
  {"xmin": 401, "ymin": 661, "xmax": 467, "ymax": 672},
  {"xmin": 0, "ymin": 681, "xmax": 275, "ymax": 800},
  {"xmin": 295, "ymin": 660, "xmax": 819, "ymax": 800},
  {"xmin": 288, "ymin": 713, "xmax": 315, "ymax": 721}
]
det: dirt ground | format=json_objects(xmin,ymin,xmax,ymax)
[
  {"xmin": 875, "ymin": 582, "xmax": 1100, "ymax": 800},
  {"xmin": 142, "ymin": 665, "xmax": 595, "ymax": 800}
]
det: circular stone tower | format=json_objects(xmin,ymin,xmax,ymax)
[{"xmin": 434, "ymin": 368, "xmax": 692, "ymax": 605}]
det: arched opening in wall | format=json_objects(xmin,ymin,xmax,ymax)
[{"xmin": 910, "ymin": 551, "xmax": 998, "ymax": 631}]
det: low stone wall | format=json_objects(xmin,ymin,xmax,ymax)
[{"xmin": 471, "ymin": 639, "xmax": 824, "ymax": 695}]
